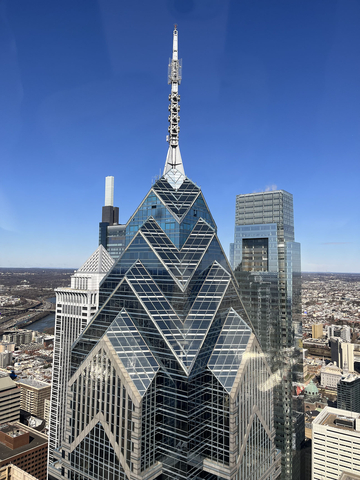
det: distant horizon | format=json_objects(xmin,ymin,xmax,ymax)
[{"xmin": 1, "ymin": 267, "xmax": 359, "ymax": 275}]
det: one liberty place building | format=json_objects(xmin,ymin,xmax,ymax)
[
  {"xmin": 230, "ymin": 191, "xmax": 303, "ymax": 480},
  {"xmin": 48, "ymin": 27, "xmax": 281, "ymax": 480}
]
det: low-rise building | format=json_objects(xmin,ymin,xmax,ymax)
[
  {"xmin": 304, "ymin": 358, "xmax": 323, "ymax": 377},
  {"xmin": 0, "ymin": 424, "xmax": 47, "ymax": 480},
  {"xmin": 0, "ymin": 463, "xmax": 39, "ymax": 480},
  {"xmin": 320, "ymin": 362, "xmax": 342, "ymax": 389}
]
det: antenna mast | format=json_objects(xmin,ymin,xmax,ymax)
[
  {"xmin": 167, "ymin": 24, "xmax": 182, "ymax": 150},
  {"xmin": 163, "ymin": 26, "xmax": 185, "ymax": 187}
]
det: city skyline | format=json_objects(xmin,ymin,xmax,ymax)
[{"xmin": 0, "ymin": 0, "xmax": 359, "ymax": 272}]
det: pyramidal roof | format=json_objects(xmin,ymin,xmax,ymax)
[{"xmin": 77, "ymin": 245, "xmax": 115, "ymax": 274}]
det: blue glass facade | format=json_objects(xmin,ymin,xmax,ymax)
[
  {"xmin": 232, "ymin": 190, "xmax": 303, "ymax": 480},
  {"xmin": 126, "ymin": 178, "xmax": 216, "ymax": 249},
  {"xmin": 49, "ymin": 175, "xmax": 280, "ymax": 480},
  {"xmin": 234, "ymin": 223, "xmax": 278, "ymax": 272}
]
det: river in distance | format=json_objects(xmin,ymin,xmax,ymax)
[{"xmin": 26, "ymin": 297, "xmax": 56, "ymax": 333}]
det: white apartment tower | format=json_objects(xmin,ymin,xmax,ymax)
[{"xmin": 48, "ymin": 245, "xmax": 114, "ymax": 463}]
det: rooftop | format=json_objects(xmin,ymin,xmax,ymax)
[
  {"xmin": 0, "ymin": 425, "xmax": 27, "ymax": 437},
  {"xmin": 0, "ymin": 376, "xmax": 17, "ymax": 392},
  {"xmin": 340, "ymin": 373, "xmax": 360, "ymax": 383},
  {"xmin": 0, "ymin": 423, "xmax": 47, "ymax": 460},
  {"xmin": 321, "ymin": 363, "xmax": 342, "ymax": 373},
  {"xmin": 339, "ymin": 473, "xmax": 360, "ymax": 480},
  {"xmin": 236, "ymin": 190, "xmax": 292, "ymax": 198},
  {"xmin": 16, "ymin": 378, "xmax": 50, "ymax": 389},
  {"xmin": 314, "ymin": 406, "xmax": 360, "ymax": 433}
]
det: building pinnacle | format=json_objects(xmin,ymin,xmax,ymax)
[{"xmin": 163, "ymin": 25, "xmax": 185, "ymax": 189}]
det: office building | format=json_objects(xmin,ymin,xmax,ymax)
[
  {"xmin": 312, "ymin": 406, "xmax": 360, "ymax": 480},
  {"xmin": 48, "ymin": 245, "xmax": 114, "ymax": 463},
  {"xmin": 48, "ymin": 26, "xmax": 280, "ymax": 480},
  {"xmin": 0, "ymin": 352, "xmax": 12, "ymax": 369},
  {"xmin": 341, "ymin": 342, "xmax": 355, "ymax": 372},
  {"xmin": 320, "ymin": 362, "xmax": 342, "ymax": 389},
  {"xmin": 1, "ymin": 332, "xmax": 33, "ymax": 347},
  {"xmin": 341, "ymin": 326, "xmax": 352, "ymax": 342},
  {"xmin": 15, "ymin": 379, "xmax": 50, "ymax": 419},
  {"xmin": 330, "ymin": 337, "xmax": 342, "ymax": 365},
  {"xmin": 337, "ymin": 373, "xmax": 360, "ymax": 413},
  {"xmin": 232, "ymin": 190, "xmax": 303, "ymax": 479},
  {"xmin": 330, "ymin": 338, "xmax": 355, "ymax": 372},
  {"xmin": 0, "ymin": 424, "xmax": 47, "ymax": 480},
  {"xmin": 327, "ymin": 325, "xmax": 341, "ymax": 338},
  {"xmin": 327, "ymin": 324, "xmax": 351, "ymax": 342},
  {"xmin": 99, "ymin": 176, "xmax": 127, "ymax": 260},
  {"xmin": 0, "ymin": 377, "xmax": 20, "ymax": 424},
  {"xmin": 0, "ymin": 344, "xmax": 15, "ymax": 353},
  {"xmin": 311, "ymin": 324, "xmax": 323, "ymax": 339}
]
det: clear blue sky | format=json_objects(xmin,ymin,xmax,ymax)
[{"xmin": 0, "ymin": 0, "xmax": 359, "ymax": 272}]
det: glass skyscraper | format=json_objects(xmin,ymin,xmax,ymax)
[
  {"xmin": 231, "ymin": 190, "xmax": 303, "ymax": 480},
  {"xmin": 48, "ymin": 27, "xmax": 281, "ymax": 480}
]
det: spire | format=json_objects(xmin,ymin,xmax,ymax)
[
  {"xmin": 164, "ymin": 25, "xmax": 185, "ymax": 190},
  {"xmin": 104, "ymin": 176, "xmax": 114, "ymax": 206}
]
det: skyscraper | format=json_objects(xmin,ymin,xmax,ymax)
[
  {"xmin": 48, "ymin": 27, "xmax": 280, "ymax": 480},
  {"xmin": 231, "ymin": 190, "xmax": 303, "ymax": 479},
  {"xmin": 337, "ymin": 373, "xmax": 360, "ymax": 413},
  {"xmin": 99, "ymin": 176, "xmax": 127, "ymax": 260},
  {"xmin": 48, "ymin": 245, "xmax": 114, "ymax": 464}
]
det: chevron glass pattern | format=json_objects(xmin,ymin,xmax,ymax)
[{"xmin": 49, "ymin": 175, "xmax": 281, "ymax": 480}]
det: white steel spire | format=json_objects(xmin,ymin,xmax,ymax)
[{"xmin": 164, "ymin": 25, "xmax": 185, "ymax": 189}]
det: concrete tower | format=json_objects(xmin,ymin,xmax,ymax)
[{"xmin": 48, "ymin": 245, "xmax": 114, "ymax": 464}]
